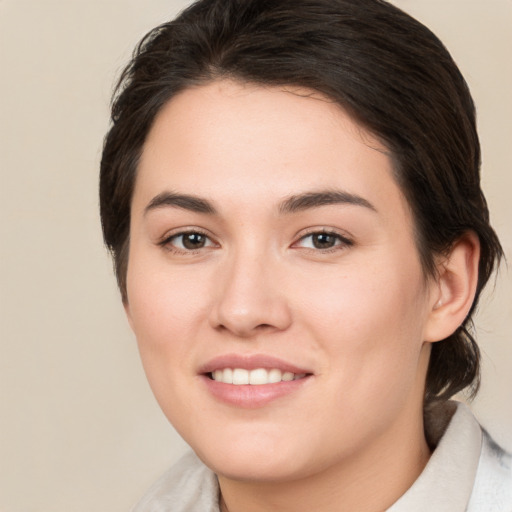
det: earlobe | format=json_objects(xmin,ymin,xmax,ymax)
[{"xmin": 424, "ymin": 232, "xmax": 480, "ymax": 342}]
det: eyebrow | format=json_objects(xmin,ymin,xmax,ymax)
[
  {"xmin": 278, "ymin": 190, "xmax": 377, "ymax": 214},
  {"xmin": 144, "ymin": 189, "xmax": 376, "ymax": 216},
  {"xmin": 144, "ymin": 191, "xmax": 217, "ymax": 215}
]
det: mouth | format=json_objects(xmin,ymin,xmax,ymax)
[
  {"xmin": 199, "ymin": 354, "xmax": 313, "ymax": 407},
  {"xmin": 209, "ymin": 368, "xmax": 308, "ymax": 385}
]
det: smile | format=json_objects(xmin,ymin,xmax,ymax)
[
  {"xmin": 200, "ymin": 355, "xmax": 313, "ymax": 407},
  {"xmin": 211, "ymin": 368, "xmax": 308, "ymax": 385}
]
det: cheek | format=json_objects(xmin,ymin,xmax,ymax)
[
  {"xmin": 297, "ymin": 259, "xmax": 429, "ymax": 391},
  {"xmin": 125, "ymin": 264, "xmax": 211, "ymax": 429},
  {"xmin": 300, "ymin": 259, "xmax": 425, "ymax": 338},
  {"xmin": 127, "ymin": 248, "xmax": 206, "ymax": 331},
  {"xmin": 125, "ymin": 254, "xmax": 210, "ymax": 384}
]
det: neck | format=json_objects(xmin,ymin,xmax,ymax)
[{"xmin": 218, "ymin": 406, "xmax": 431, "ymax": 512}]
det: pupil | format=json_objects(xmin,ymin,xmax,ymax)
[
  {"xmin": 313, "ymin": 233, "xmax": 335, "ymax": 249},
  {"xmin": 183, "ymin": 233, "xmax": 205, "ymax": 249}
]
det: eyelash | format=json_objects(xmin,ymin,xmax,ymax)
[
  {"xmin": 159, "ymin": 229, "xmax": 217, "ymax": 254},
  {"xmin": 294, "ymin": 229, "xmax": 353, "ymax": 253},
  {"xmin": 159, "ymin": 228, "xmax": 353, "ymax": 255}
]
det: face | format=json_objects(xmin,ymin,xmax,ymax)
[{"xmin": 126, "ymin": 80, "xmax": 437, "ymax": 482}]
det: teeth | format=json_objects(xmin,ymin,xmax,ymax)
[
  {"xmin": 268, "ymin": 368, "xmax": 282, "ymax": 384},
  {"xmin": 232, "ymin": 368, "xmax": 249, "ymax": 385},
  {"xmin": 249, "ymin": 368, "xmax": 268, "ymax": 385},
  {"xmin": 211, "ymin": 368, "xmax": 307, "ymax": 385}
]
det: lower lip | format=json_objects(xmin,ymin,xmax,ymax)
[{"xmin": 200, "ymin": 375, "xmax": 311, "ymax": 408}]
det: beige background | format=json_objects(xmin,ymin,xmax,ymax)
[{"xmin": 0, "ymin": 1, "xmax": 510, "ymax": 510}]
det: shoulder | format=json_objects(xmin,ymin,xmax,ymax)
[
  {"xmin": 468, "ymin": 429, "xmax": 512, "ymax": 511},
  {"xmin": 131, "ymin": 451, "xmax": 220, "ymax": 512}
]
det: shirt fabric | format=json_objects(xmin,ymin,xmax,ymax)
[{"xmin": 132, "ymin": 402, "xmax": 512, "ymax": 511}]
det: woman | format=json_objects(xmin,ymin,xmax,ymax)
[{"xmin": 100, "ymin": 0, "xmax": 511, "ymax": 510}]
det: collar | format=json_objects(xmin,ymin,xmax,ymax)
[{"xmin": 388, "ymin": 401, "xmax": 482, "ymax": 511}]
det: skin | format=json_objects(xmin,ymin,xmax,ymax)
[{"xmin": 125, "ymin": 80, "xmax": 479, "ymax": 511}]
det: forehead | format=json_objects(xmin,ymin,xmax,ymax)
[
  {"xmin": 144, "ymin": 80, "xmax": 387, "ymax": 160},
  {"xmin": 135, "ymin": 80, "xmax": 408, "ymax": 223}
]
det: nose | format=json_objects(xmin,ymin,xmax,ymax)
[{"xmin": 209, "ymin": 251, "xmax": 293, "ymax": 338}]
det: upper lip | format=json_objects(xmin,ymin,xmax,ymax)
[{"xmin": 198, "ymin": 353, "xmax": 312, "ymax": 375}]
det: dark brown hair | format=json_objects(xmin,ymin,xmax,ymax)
[{"xmin": 100, "ymin": 0, "xmax": 503, "ymax": 403}]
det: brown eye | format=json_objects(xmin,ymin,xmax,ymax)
[
  {"xmin": 311, "ymin": 233, "xmax": 338, "ymax": 249},
  {"xmin": 181, "ymin": 232, "xmax": 207, "ymax": 249},
  {"xmin": 165, "ymin": 231, "xmax": 215, "ymax": 251},
  {"xmin": 295, "ymin": 231, "xmax": 353, "ymax": 251}
]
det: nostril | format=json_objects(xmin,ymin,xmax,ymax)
[{"xmin": 255, "ymin": 323, "xmax": 274, "ymax": 330}]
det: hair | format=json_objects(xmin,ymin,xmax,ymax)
[{"xmin": 100, "ymin": 0, "xmax": 503, "ymax": 403}]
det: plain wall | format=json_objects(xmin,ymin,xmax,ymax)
[{"xmin": 0, "ymin": 1, "xmax": 510, "ymax": 510}]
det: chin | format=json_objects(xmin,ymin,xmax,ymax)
[
  {"xmin": 189, "ymin": 430, "xmax": 324, "ymax": 483},
  {"xmin": 204, "ymin": 453, "xmax": 307, "ymax": 483}
]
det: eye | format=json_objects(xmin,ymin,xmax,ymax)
[
  {"xmin": 295, "ymin": 230, "xmax": 352, "ymax": 251},
  {"xmin": 163, "ymin": 231, "xmax": 216, "ymax": 252}
]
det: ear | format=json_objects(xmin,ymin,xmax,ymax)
[{"xmin": 424, "ymin": 232, "xmax": 480, "ymax": 342}]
